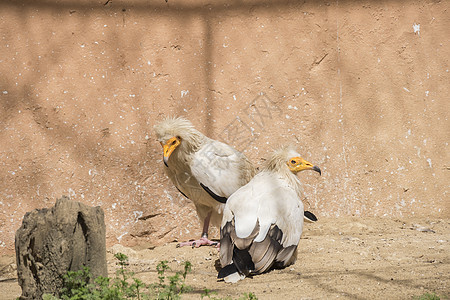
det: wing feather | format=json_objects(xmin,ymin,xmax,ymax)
[
  {"xmin": 250, "ymin": 225, "xmax": 283, "ymax": 273},
  {"xmin": 220, "ymin": 171, "xmax": 305, "ymax": 277},
  {"xmin": 233, "ymin": 220, "xmax": 260, "ymax": 250},
  {"xmin": 220, "ymin": 221, "xmax": 234, "ymax": 267},
  {"xmin": 191, "ymin": 139, "xmax": 254, "ymax": 198},
  {"xmin": 274, "ymin": 245, "xmax": 297, "ymax": 268}
]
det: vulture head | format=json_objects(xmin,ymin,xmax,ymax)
[
  {"xmin": 154, "ymin": 117, "xmax": 205, "ymax": 166},
  {"xmin": 265, "ymin": 145, "xmax": 321, "ymax": 176},
  {"xmin": 286, "ymin": 156, "xmax": 321, "ymax": 175}
]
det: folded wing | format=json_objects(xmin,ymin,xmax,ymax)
[{"xmin": 219, "ymin": 172, "xmax": 304, "ymax": 282}]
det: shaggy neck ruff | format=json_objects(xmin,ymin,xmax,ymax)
[{"xmin": 154, "ymin": 116, "xmax": 207, "ymax": 162}]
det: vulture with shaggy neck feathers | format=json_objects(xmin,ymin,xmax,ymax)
[
  {"xmin": 154, "ymin": 117, "xmax": 256, "ymax": 247},
  {"xmin": 218, "ymin": 146, "xmax": 321, "ymax": 282}
]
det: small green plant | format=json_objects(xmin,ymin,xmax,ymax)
[
  {"xmin": 44, "ymin": 253, "xmax": 257, "ymax": 300},
  {"xmin": 44, "ymin": 253, "xmax": 192, "ymax": 300},
  {"xmin": 201, "ymin": 289, "xmax": 258, "ymax": 300},
  {"xmin": 112, "ymin": 252, "xmax": 146, "ymax": 299},
  {"xmin": 201, "ymin": 288, "xmax": 219, "ymax": 299},
  {"xmin": 60, "ymin": 266, "xmax": 93, "ymax": 298},
  {"xmin": 413, "ymin": 293, "xmax": 441, "ymax": 300},
  {"xmin": 150, "ymin": 260, "xmax": 193, "ymax": 299},
  {"xmin": 239, "ymin": 293, "xmax": 258, "ymax": 300},
  {"xmin": 43, "ymin": 266, "xmax": 116, "ymax": 300}
]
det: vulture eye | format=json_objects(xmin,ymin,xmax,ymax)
[
  {"xmin": 171, "ymin": 140, "xmax": 177, "ymax": 145},
  {"xmin": 291, "ymin": 160, "xmax": 297, "ymax": 164}
]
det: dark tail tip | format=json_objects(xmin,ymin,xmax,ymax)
[
  {"xmin": 304, "ymin": 210, "xmax": 318, "ymax": 222},
  {"xmin": 233, "ymin": 248, "xmax": 255, "ymax": 276},
  {"xmin": 218, "ymin": 264, "xmax": 238, "ymax": 279}
]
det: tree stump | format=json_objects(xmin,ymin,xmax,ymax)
[{"xmin": 15, "ymin": 196, "xmax": 107, "ymax": 299}]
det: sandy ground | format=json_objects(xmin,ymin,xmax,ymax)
[
  {"xmin": 2, "ymin": 217, "xmax": 448, "ymax": 299},
  {"xmin": 1, "ymin": 0, "xmax": 449, "ymax": 255}
]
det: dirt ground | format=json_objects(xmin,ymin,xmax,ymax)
[
  {"xmin": 2, "ymin": 217, "xmax": 448, "ymax": 299},
  {"xmin": 1, "ymin": 0, "xmax": 449, "ymax": 256}
]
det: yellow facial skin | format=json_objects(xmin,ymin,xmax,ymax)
[
  {"xmin": 287, "ymin": 156, "xmax": 321, "ymax": 175},
  {"xmin": 162, "ymin": 136, "xmax": 181, "ymax": 166}
]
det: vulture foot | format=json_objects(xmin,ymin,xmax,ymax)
[{"xmin": 176, "ymin": 237, "xmax": 219, "ymax": 248}]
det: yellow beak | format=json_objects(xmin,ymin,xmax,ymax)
[
  {"xmin": 162, "ymin": 137, "xmax": 180, "ymax": 166},
  {"xmin": 290, "ymin": 157, "xmax": 321, "ymax": 175}
]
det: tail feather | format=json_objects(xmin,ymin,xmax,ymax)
[
  {"xmin": 232, "ymin": 248, "xmax": 255, "ymax": 276},
  {"xmin": 218, "ymin": 263, "xmax": 238, "ymax": 279},
  {"xmin": 218, "ymin": 247, "xmax": 255, "ymax": 279},
  {"xmin": 304, "ymin": 210, "xmax": 318, "ymax": 222}
]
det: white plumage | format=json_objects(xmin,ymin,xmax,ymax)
[
  {"xmin": 154, "ymin": 117, "xmax": 255, "ymax": 247},
  {"xmin": 219, "ymin": 146, "xmax": 321, "ymax": 282}
]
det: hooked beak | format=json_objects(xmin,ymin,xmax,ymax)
[
  {"xmin": 289, "ymin": 157, "xmax": 322, "ymax": 175},
  {"xmin": 312, "ymin": 165, "xmax": 321, "ymax": 176},
  {"xmin": 300, "ymin": 157, "xmax": 321, "ymax": 175},
  {"xmin": 161, "ymin": 137, "xmax": 181, "ymax": 167},
  {"xmin": 163, "ymin": 144, "xmax": 172, "ymax": 167}
]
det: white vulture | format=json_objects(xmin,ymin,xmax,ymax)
[
  {"xmin": 218, "ymin": 146, "xmax": 321, "ymax": 283},
  {"xmin": 154, "ymin": 117, "xmax": 256, "ymax": 247}
]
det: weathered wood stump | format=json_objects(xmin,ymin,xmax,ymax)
[{"xmin": 15, "ymin": 196, "xmax": 107, "ymax": 299}]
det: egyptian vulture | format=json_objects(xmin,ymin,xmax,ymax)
[
  {"xmin": 218, "ymin": 146, "xmax": 321, "ymax": 282},
  {"xmin": 154, "ymin": 117, "xmax": 256, "ymax": 247}
]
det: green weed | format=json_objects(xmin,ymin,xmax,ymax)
[
  {"xmin": 201, "ymin": 289, "xmax": 258, "ymax": 300},
  {"xmin": 413, "ymin": 293, "xmax": 442, "ymax": 300},
  {"xmin": 43, "ymin": 253, "xmax": 192, "ymax": 300},
  {"xmin": 43, "ymin": 253, "xmax": 257, "ymax": 299},
  {"xmin": 150, "ymin": 260, "xmax": 192, "ymax": 299}
]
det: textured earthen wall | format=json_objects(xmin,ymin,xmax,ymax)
[{"xmin": 1, "ymin": 0, "xmax": 448, "ymax": 254}]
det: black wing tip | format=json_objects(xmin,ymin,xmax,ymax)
[
  {"xmin": 218, "ymin": 264, "xmax": 238, "ymax": 279},
  {"xmin": 232, "ymin": 248, "xmax": 255, "ymax": 276},
  {"xmin": 200, "ymin": 183, "xmax": 228, "ymax": 204},
  {"xmin": 304, "ymin": 211, "xmax": 318, "ymax": 222}
]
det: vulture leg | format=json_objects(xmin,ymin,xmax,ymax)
[{"xmin": 176, "ymin": 211, "xmax": 219, "ymax": 248}]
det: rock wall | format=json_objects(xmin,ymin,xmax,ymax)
[{"xmin": 1, "ymin": 0, "xmax": 449, "ymax": 254}]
